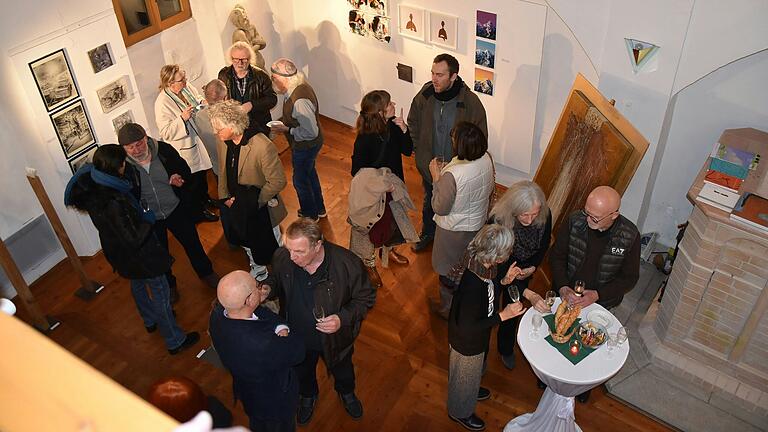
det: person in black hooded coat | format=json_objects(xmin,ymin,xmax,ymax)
[{"xmin": 65, "ymin": 145, "xmax": 199, "ymax": 354}]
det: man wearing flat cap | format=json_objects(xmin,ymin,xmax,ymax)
[
  {"xmin": 269, "ymin": 58, "xmax": 327, "ymax": 222},
  {"xmin": 119, "ymin": 123, "xmax": 219, "ymax": 295}
]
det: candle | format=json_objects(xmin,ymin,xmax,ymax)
[{"xmin": 570, "ymin": 340, "xmax": 580, "ymax": 355}]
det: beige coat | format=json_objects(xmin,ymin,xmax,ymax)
[
  {"xmin": 154, "ymin": 84, "xmax": 212, "ymax": 173},
  {"xmin": 348, "ymin": 167, "xmax": 418, "ymax": 240},
  {"xmin": 217, "ymin": 133, "xmax": 288, "ymax": 228}
]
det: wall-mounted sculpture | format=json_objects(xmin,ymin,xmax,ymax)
[{"xmin": 230, "ymin": 4, "xmax": 267, "ymax": 69}]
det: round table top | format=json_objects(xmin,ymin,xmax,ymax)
[{"xmin": 516, "ymin": 298, "xmax": 629, "ymax": 386}]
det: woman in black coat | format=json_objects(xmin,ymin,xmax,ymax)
[{"xmin": 65, "ymin": 145, "xmax": 198, "ymax": 354}]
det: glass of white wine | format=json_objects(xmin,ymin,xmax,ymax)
[
  {"xmin": 574, "ymin": 280, "xmax": 586, "ymax": 297},
  {"xmin": 507, "ymin": 286, "xmax": 520, "ymax": 303},
  {"xmin": 616, "ymin": 326, "xmax": 628, "ymax": 346},
  {"xmin": 529, "ymin": 312, "xmax": 543, "ymax": 340},
  {"xmin": 605, "ymin": 333, "xmax": 618, "ymax": 359},
  {"xmin": 312, "ymin": 305, "xmax": 325, "ymax": 323},
  {"xmin": 545, "ymin": 290, "xmax": 556, "ymax": 311}
]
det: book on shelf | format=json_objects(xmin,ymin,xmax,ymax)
[
  {"xmin": 709, "ymin": 142, "xmax": 760, "ymax": 180},
  {"xmin": 730, "ymin": 193, "xmax": 768, "ymax": 232},
  {"xmin": 695, "ymin": 182, "xmax": 741, "ymax": 212},
  {"xmin": 703, "ymin": 169, "xmax": 743, "ymax": 192}
]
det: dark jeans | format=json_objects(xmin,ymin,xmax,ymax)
[
  {"xmin": 129, "ymin": 276, "xmax": 185, "ymax": 349},
  {"xmin": 154, "ymin": 204, "xmax": 214, "ymax": 280},
  {"xmin": 295, "ymin": 348, "xmax": 355, "ymax": 397},
  {"xmin": 421, "ymin": 178, "xmax": 436, "ymax": 237},
  {"xmin": 250, "ymin": 418, "xmax": 295, "ymax": 432},
  {"xmin": 187, "ymin": 169, "xmax": 211, "ymax": 219},
  {"xmin": 291, "ymin": 143, "xmax": 326, "ymax": 218}
]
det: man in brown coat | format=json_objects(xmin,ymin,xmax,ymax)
[{"xmin": 408, "ymin": 53, "xmax": 488, "ymax": 251}]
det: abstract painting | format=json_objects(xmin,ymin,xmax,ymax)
[
  {"xmin": 476, "ymin": 10, "xmax": 497, "ymax": 40},
  {"xmin": 29, "ymin": 49, "xmax": 79, "ymax": 112},
  {"xmin": 50, "ymin": 100, "xmax": 96, "ymax": 158}
]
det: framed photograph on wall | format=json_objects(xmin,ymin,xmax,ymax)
[
  {"xmin": 87, "ymin": 43, "xmax": 114, "ymax": 74},
  {"xmin": 96, "ymin": 76, "xmax": 133, "ymax": 113},
  {"xmin": 476, "ymin": 10, "xmax": 497, "ymax": 41},
  {"xmin": 68, "ymin": 144, "xmax": 98, "ymax": 174},
  {"xmin": 428, "ymin": 11, "xmax": 458, "ymax": 50},
  {"xmin": 474, "ymin": 68, "xmax": 495, "ymax": 96},
  {"xmin": 50, "ymin": 100, "xmax": 96, "ymax": 158},
  {"xmin": 28, "ymin": 49, "xmax": 79, "ymax": 112},
  {"xmin": 475, "ymin": 39, "xmax": 496, "ymax": 69},
  {"xmin": 398, "ymin": 5, "xmax": 425, "ymax": 41},
  {"xmin": 111, "ymin": 110, "xmax": 134, "ymax": 135}
]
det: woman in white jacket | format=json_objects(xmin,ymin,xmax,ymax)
[{"xmin": 154, "ymin": 64, "xmax": 217, "ymax": 222}]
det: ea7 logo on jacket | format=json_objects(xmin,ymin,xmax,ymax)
[{"xmin": 611, "ymin": 247, "xmax": 626, "ymax": 255}]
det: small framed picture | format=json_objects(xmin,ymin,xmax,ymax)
[
  {"xmin": 475, "ymin": 40, "xmax": 496, "ymax": 69},
  {"xmin": 87, "ymin": 43, "xmax": 114, "ymax": 74},
  {"xmin": 68, "ymin": 144, "xmax": 98, "ymax": 174},
  {"xmin": 428, "ymin": 11, "xmax": 458, "ymax": 50},
  {"xmin": 112, "ymin": 110, "xmax": 134, "ymax": 135},
  {"xmin": 476, "ymin": 10, "xmax": 497, "ymax": 41},
  {"xmin": 28, "ymin": 49, "xmax": 79, "ymax": 112},
  {"xmin": 398, "ymin": 5, "xmax": 425, "ymax": 41},
  {"xmin": 96, "ymin": 76, "xmax": 134, "ymax": 114},
  {"xmin": 474, "ymin": 68, "xmax": 495, "ymax": 96},
  {"xmin": 50, "ymin": 100, "xmax": 96, "ymax": 158}
]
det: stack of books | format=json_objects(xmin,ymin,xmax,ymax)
[
  {"xmin": 695, "ymin": 143, "xmax": 761, "ymax": 212},
  {"xmin": 730, "ymin": 193, "xmax": 768, "ymax": 233}
]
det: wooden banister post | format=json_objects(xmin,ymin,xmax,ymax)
[{"xmin": 25, "ymin": 168, "xmax": 103, "ymax": 300}]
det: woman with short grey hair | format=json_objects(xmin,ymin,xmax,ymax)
[
  {"xmin": 446, "ymin": 224, "xmax": 526, "ymax": 431},
  {"xmin": 488, "ymin": 180, "xmax": 553, "ymax": 370}
]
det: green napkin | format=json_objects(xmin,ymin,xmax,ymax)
[{"xmin": 542, "ymin": 314, "xmax": 596, "ymax": 365}]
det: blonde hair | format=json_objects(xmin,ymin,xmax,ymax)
[
  {"xmin": 158, "ymin": 64, "xmax": 183, "ymax": 90},
  {"xmin": 489, "ymin": 181, "xmax": 550, "ymax": 230},
  {"xmin": 226, "ymin": 41, "xmax": 258, "ymax": 68},
  {"xmin": 208, "ymin": 100, "xmax": 249, "ymax": 137}
]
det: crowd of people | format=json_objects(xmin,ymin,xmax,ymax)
[{"xmin": 64, "ymin": 46, "xmax": 640, "ymax": 432}]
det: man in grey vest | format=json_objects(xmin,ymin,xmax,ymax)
[
  {"xmin": 549, "ymin": 185, "xmax": 640, "ymax": 402},
  {"xmin": 269, "ymin": 58, "xmax": 327, "ymax": 222},
  {"xmin": 407, "ymin": 53, "xmax": 488, "ymax": 251}
]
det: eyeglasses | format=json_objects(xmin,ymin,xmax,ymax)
[
  {"xmin": 232, "ymin": 57, "xmax": 250, "ymax": 63},
  {"xmin": 581, "ymin": 209, "xmax": 617, "ymax": 224},
  {"xmin": 171, "ymin": 77, "xmax": 187, "ymax": 84}
]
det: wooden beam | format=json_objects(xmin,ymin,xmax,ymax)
[{"xmin": 0, "ymin": 236, "xmax": 55, "ymax": 332}]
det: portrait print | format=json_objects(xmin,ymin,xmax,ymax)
[
  {"xmin": 428, "ymin": 11, "xmax": 458, "ymax": 50},
  {"xmin": 87, "ymin": 43, "xmax": 114, "ymax": 74},
  {"xmin": 29, "ymin": 49, "xmax": 79, "ymax": 112},
  {"xmin": 50, "ymin": 100, "xmax": 96, "ymax": 158},
  {"xmin": 398, "ymin": 5, "xmax": 425, "ymax": 41},
  {"xmin": 96, "ymin": 76, "xmax": 133, "ymax": 113}
]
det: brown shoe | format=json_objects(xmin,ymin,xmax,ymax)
[
  {"xmin": 388, "ymin": 249, "xmax": 410, "ymax": 265},
  {"xmin": 365, "ymin": 266, "xmax": 383, "ymax": 288}
]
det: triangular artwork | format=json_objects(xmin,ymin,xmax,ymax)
[{"xmin": 624, "ymin": 38, "xmax": 660, "ymax": 73}]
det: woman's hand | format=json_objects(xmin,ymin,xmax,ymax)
[
  {"xmin": 517, "ymin": 266, "xmax": 536, "ymax": 280},
  {"xmin": 225, "ymin": 197, "xmax": 236, "ymax": 208},
  {"xmin": 392, "ymin": 107, "xmax": 407, "ymax": 132},
  {"xmin": 499, "ymin": 301, "xmax": 526, "ymax": 321},
  {"xmin": 524, "ymin": 289, "xmax": 549, "ymax": 313},
  {"xmin": 180, "ymin": 105, "xmax": 194, "ymax": 121},
  {"xmin": 501, "ymin": 262, "xmax": 521, "ymax": 285},
  {"xmin": 429, "ymin": 158, "xmax": 443, "ymax": 182}
]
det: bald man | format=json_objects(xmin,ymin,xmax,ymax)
[
  {"xmin": 209, "ymin": 270, "xmax": 305, "ymax": 432},
  {"xmin": 196, "ymin": 79, "xmax": 229, "ymax": 176}
]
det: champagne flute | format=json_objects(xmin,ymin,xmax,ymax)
[
  {"xmin": 545, "ymin": 290, "xmax": 556, "ymax": 310},
  {"xmin": 312, "ymin": 305, "xmax": 325, "ymax": 323},
  {"xmin": 605, "ymin": 333, "xmax": 618, "ymax": 359},
  {"xmin": 529, "ymin": 312, "xmax": 543, "ymax": 340},
  {"xmin": 507, "ymin": 286, "xmax": 520, "ymax": 304},
  {"xmin": 574, "ymin": 280, "xmax": 586, "ymax": 297}
]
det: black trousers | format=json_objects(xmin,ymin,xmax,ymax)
[
  {"xmin": 295, "ymin": 347, "xmax": 355, "ymax": 397},
  {"xmin": 187, "ymin": 170, "xmax": 210, "ymax": 219},
  {"xmin": 497, "ymin": 286, "xmax": 522, "ymax": 356},
  {"xmin": 154, "ymin": 204, "xmax": 213, "ymax": 280}
]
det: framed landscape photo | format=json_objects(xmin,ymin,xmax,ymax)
[
  {"xmin": 29, "ymin": 49, "xmax": 79, "ymax": 112},
  {"xmin": 87, "ymin": 43, "xmax": 114, "ymax": 74},
  {"xmin": 474, "ymin": 68, "xmax": 495, "ymax": 96},
  {"xmin": 398, "ymin": 5, "xmax": 425, "ymax": 41},
  {"xmin": 112, "ymin": 110, "xmax": 134, "ymax": 135},
  {"xmin": 476, "ymin": 10, "xmax": 497, "ymax": 41},
  {"xmin": 96, "ymin": 76, "xmax": 133, "ymax": 113},
  {"xmin": 68, "ymin": 144, "xmax": 98, "ymax": 174},
  {"xmin": 428, "ymin": 11, "xmax": 458, "ymax": 50},
  {"xmin": 50, "ymin": 100, "xmax": 96, "ymax": 158},
  {"xmin": 475, "ymin": 39, "xmax": 496, "ymax": 69}
]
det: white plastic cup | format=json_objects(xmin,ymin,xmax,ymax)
[{"xmin": 0, "ymin": 298, "xmax": 17, "ymax": 316}]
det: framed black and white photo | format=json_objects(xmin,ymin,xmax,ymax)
[
  {"xmin": 87, "ymin": 43, "xmax": 114, "ymax": 73},
  {"xmin": 96, "ymin": 76, "xmax": 133, "ymax": 113},
  {"xmin": 50, "ymin": 100, "xmax": 96, "ymax": 158},
  {"xmin": 68, "ymin": 144, "xmax": 98, "ymax": 174},
  {"xmin": 111, "ymin": 110, "xmax": 134, "ymax": 135},
  {"xmin": 28, "ymin": 49, "xmax": 79, "ymax": 112}
]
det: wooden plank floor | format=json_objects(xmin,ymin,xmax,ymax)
[{"xmin": 19, "ymin": 117, "xmax": 673, "ymax": 431}]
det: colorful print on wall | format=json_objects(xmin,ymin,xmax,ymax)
[
  {"xmin": 476, "ymin": 10, "xmax": 497, "ymax": 41},
  {"xmin": 475, "ymin": 40, "xmax": 496, "ymax": 69},
  {"xmin": 348, "ymin": 0, "xmax": 391, "ymax": 43},
  {"xmin": 474, "ymin": 68, "xmax": 494, "ymax": 96},
  {"xmin": 28, "ymin": 49, "xmax": 79, "ymax": 112}
]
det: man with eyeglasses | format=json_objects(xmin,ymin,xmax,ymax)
[
  {"xmin": 217, "ymin": 41, "xmax": 277, "ymax": 135},
  {"xmin": 548, "ymin": 185, "xmax": 639, "ymax": 402}
]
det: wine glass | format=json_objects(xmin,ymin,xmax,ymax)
[
  {"xmin": 574, "ymin": 280, "xmax": 586, "ymax": 297},
  {"xmin": 529, "ymin": 312, "xmax": 543, "ymax": 340},
  {"xmin": 312, "ymin": 305, "xmax": 325, "ymax": 323},
  {"xmin": 545, "ymin": 290, "xmax": 556, "ymax": 310},
  {"xmin": 616, "ymin": 326, "xmax": 628, "ymax": 346},
  {"xmin": 507, "ymin": 286, "xmax": 520, "ymax": 304},
  {"xmin": 605, "ymin": 333, "xmax": 618, "ymax": 359}
]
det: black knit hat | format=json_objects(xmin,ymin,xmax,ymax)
[{"xmin": 117, "ymin": 123, "xmax": 146, "ymax": 146}]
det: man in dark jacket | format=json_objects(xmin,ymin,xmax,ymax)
[
  {"xmin": 218, "ymin": 41, "xmax": 277, "ymax": 135},
  {"xmin": 118, "ymin": 123, "xmax": 219, "ymax": 296},
  {"xmin": 407, "ymin": 53, "xmax": 488, "ymax": 251},
  {"xmin": 263, "ymin": 218, "xmax": 376, "ymax": 425},
  {"xmin": 549, "ymin": 185, "xmax": 640, "ymax": 402},
  {"xmin": 209, "ymin": 270, "xmax": 304, "ymax": 432}
]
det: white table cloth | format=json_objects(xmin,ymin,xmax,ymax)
[{"xmin": 504, "ymin": 298, "xmax": 629, "ymax": 432}]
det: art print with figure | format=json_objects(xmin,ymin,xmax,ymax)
[
  {"xmin": 348, "ymin": 9, "xmax": 391, "ymax": 43},
  {"xmin": 398, "ymin": 5, "xmax": 425, "ymax": 41},
  {"xmin": 428, "ymin": 11, "xmax": 458, "ymax": 50},
  {"xmin": 29, "ymin": 49, "xmax": 79, "ymax": 112},
  {"xmin": 50, "ymin": 100, "xmax": 96, "ymax": 158}
]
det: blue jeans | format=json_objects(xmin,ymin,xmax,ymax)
[
  {"xmin": 421, "ymin": 178, "xmax": 436, "ymax": 237},
  {"xmin": 291, "ymin": 143, "xmax": 326, "ymax": 218},
  {"xmin": 130, "ymin": 276, "xmax": 186, "ymax": 350}
]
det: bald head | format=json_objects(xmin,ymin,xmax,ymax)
[
  {"xmin": 584, "ymin": 186, "xmax": 621, "ymax": 230},
  {"xmin": 217, "ymin": 270, "xmax": 256, "ymax": 312}
]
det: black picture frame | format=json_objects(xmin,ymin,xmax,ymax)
[
  {"xmin": 87, "ymin": 43, "xmax": 115, "ymax": 74},
  {"xmin": 28, "ymin": 48, "xmax": 79, "ymax": 112},
  {"xmin": 49, "ymin": 99, "xmax": 96, "ymax": 159},
  {"xmin": 67, "ymin": 144, "xmax": 98, "ymax": 174}
]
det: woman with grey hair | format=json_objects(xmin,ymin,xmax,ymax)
[
  {"xmin": 488, "ymin": 180, "xmax": 552, "ymax": 370},
  {"xmin": 446, "ymin": 224, "xmax": 526, "ymax": 431},
  {"xmin": 208, "ymin": 99, "xmax": 287, "ymax": 281}
]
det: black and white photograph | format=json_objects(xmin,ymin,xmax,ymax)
[
  {"xmin": 28, "ymin": 49, "xmax": 79, "ymax": 112},
  {"xmin": 68, "ymin": 144, "xmax": 98, "ymax": 174},
  {"xmin": 475, "ymin": 39, "xmax": 496, "ymax": 69},
  {"xmin": 96, "ymin": 76, "xmax": 133, "ymax": 113},
  {"xmin": 50, "ymin": 100, "xmax": 96, "ymax": 158},
  {"xmin": 87, "ymin": 43, "xmax": 114, "ymax": 73},
  {"xmin": 111, "ymin": 110, "xmax": 134, "ymax": 135}
]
